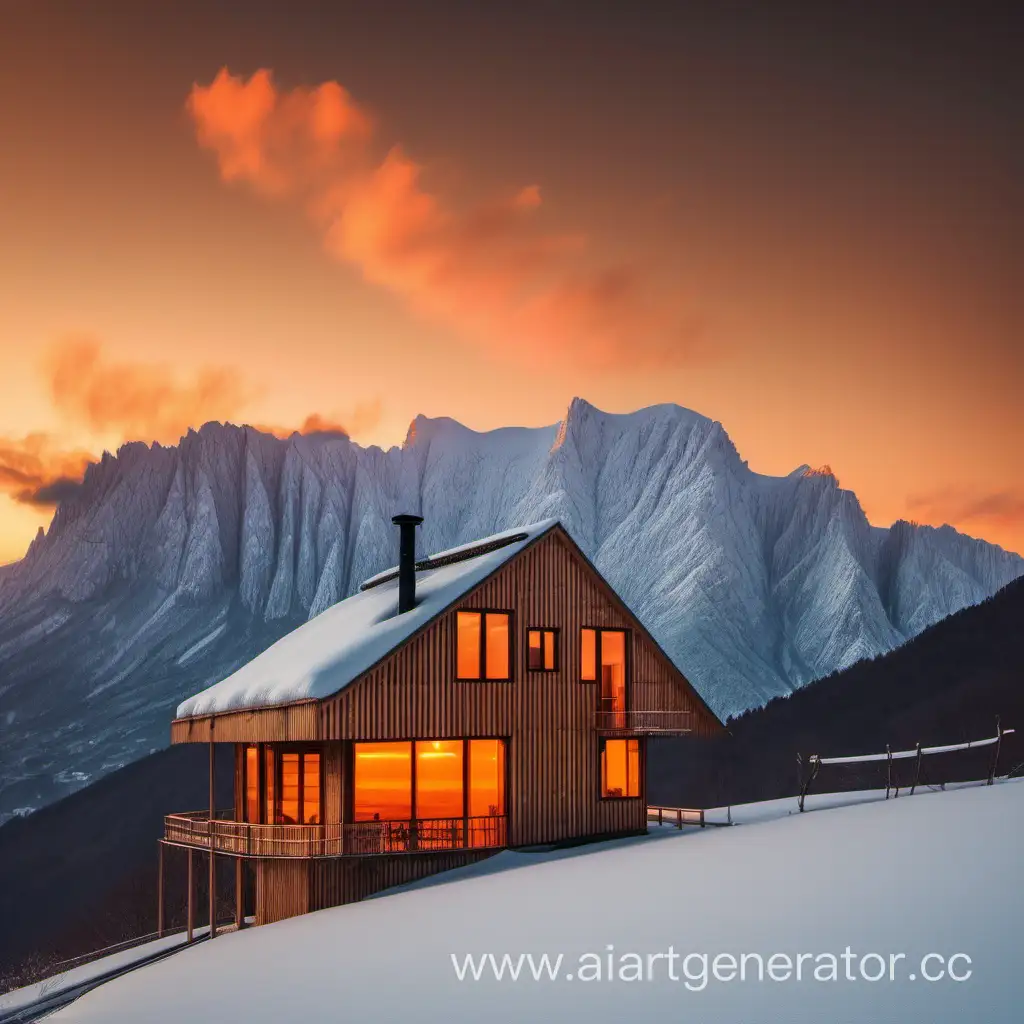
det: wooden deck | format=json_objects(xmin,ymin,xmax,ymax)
[{"xmin": 164, "ymin": 811, "xmax": 507, "ymax": 858}]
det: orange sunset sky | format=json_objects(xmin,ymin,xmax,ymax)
[{"xmin": 0, "ymin": 1, "xmax": 1021, "ymax": 564}]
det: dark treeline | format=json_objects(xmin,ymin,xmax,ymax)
[
  {"xmin": 649, "ymin": 577, "xmax": 1024, "ymax": 808},
  {"xmin": 0, "ymin": 745, "xmax": 233, "ymax": 992}
]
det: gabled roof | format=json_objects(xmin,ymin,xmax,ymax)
[{"xmin": 175, "ymin": 520, "xmax": 559, "ymax": 719}]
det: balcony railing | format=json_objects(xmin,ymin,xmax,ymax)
[
  {"xmin": 164, "ymin": 811, "xmax": 506, "ymax": 859},
  {"xmin": 594, "ymin": 709, "xmax": 694, "ymax": 735}
]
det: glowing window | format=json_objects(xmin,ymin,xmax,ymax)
[
  {"xmin": 303, "ymin": 752, "xmax": 321, "ymax": 825},
  {"xmin": 264, "ymin": 747, "xmax": 276, "ymax": 824},
  {"xmin": 600, "ymin": 630, "xmax": 627, "ymax": 715},
  {"xmin": 457, "ymin": 612, "xmax": 481, "ymax": 679},
  {"xmin": 485, "ymin": 613, "xmax": 510, "ymax": 679},
  {"xmin": 245, "ymin": 746, "xmax": 259, "ymax": 823},
  {"xmin": 280, "ymin": 753, "xmax": 300, "ymax": 824},
  {"xmin": 527, "ymin": 629, "xmax": 558, "ymax": 671},
  {"xmin": 469, "ymin": 739, "xmax": 506, "ymax": 848},
  {"xmin": 415, "ymin": 740, "xmax": 464, "ymax": 819},
  {"xmin": 600, "ymin": 738, "xmax": 640, "ymax": 798},
  {"xmin": 469, "ymin": 739, "xmax": 506, "ymax": 817},
  {"xmin": 354, "ymin": 741, "xmax": 412, "ymax": 821},
  {"xmin": 457, "ymin": 611, "xmax": 511, "ymax": 680},
  {"xmin": 581, "ymin": 628, "xmax": 597, "ymax": 680}
]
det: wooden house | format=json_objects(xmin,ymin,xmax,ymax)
[{"xmin": 161, "ymin": 516, "xmax": 724, "ymax": 933}]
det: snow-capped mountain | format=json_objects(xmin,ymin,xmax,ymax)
[{"xmin": 0, "ymin": 398, "xmax": 1020, "ymax": 823}]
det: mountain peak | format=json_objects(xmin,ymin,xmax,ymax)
[{"xmin": 802, "ymin": 464, "xmax": 840, "ymax": 485}]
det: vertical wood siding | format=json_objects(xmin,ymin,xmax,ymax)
[
  {"xmin": 233, "ymin": 745, "xmax": 244, "ymax": 820},
  {"xmin": 309, "ymin": 851, "xmax": 497, "ymax": 913},
  {"xmin": 172, "ymin": 703, "xmax": 320, "ymax": 744},
  {"xmin": 254, "ymin": 851, "xmax": 498, "ymax": 924},
  {"xmin": 255, "ymin": 860, "xmax": 310, "ymax": 925},
  {"xmin": 324, "ymin": 741, "xmax": 343, "ymax": 825}
]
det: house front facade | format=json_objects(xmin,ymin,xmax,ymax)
[{"xmin": 162, "ymin": 517, "xmax": 724, "ymax": 929}]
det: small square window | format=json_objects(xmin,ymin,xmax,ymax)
[{"xmin": 527, "ymin": 628, "xmax": 558, "ymax": 671}]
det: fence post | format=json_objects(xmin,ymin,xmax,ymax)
[
  {"xmin": 988, "ymin": 716, "xmax": 1003, "ymax": 785},
  {"xmin": 797, "ymin": 753, "xmax": 805, "ymax": 812},
  {"xmin": 911, "ymin": 742, "xmax": 923, "ymax": 795},
  {"xmin": 676, "ymin": 808, "xmax": 682, "ymax": 829},
  {"xmin": 885, "ymin": 745, "xmax": 892, "ymax": 799}
]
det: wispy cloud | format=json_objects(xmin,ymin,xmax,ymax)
[
  {"xmin": 46, "ymin": 335, "xmax": 252, "ymax": 445},
  {"xmin": 0, "ymin": 337, "xmax": 383, "ymax": 511},
  {"xmin": 187, "ymin": 68, "xmax": 704, "ymax": 368},
  {"xmin": 907, "ymin": 487, "xmax": 1024, "ymax": 533},
  {"xmin": 0, "ymin": 433, "xmax": 94, "ymax": 508},
  {"xmin": 256, "ymin": 400, "xmax": 384, "ymax": 440}
]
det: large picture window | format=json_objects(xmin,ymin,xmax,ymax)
[
  {"xmin": 354, "ymin": 741, "xmax": 413, "ymax": 821},
  {"xmin": 600, "ymin": 738, "xmax": 640, "ymax": 798},
  {"xmin": 415, "ymin": 740, "xmax": 464, "ymax": 819},
  {"xmin": 456, "ymin": 610, "xmax": 512, "ymax": 680},
  {"xmin": 352, "ymin": 738, "xmax": 507, "ymax": 828}
]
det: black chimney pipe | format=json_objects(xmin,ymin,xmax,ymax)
[{"xmin": 392, "ymin": 513, "xmax": 423, "ymax": 613}]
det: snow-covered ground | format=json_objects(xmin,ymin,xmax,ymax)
[
  {"xmin": 40, "ymin": 779, "xmax": 1023, "ymax": 1023},
  {"xmin": 0, "ymin": 928, "xmax": 210, "ymax": 1018}
]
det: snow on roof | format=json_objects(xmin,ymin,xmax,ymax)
[
  {"xmin": 175, "ymin": 520, "xmax": 559, "ymax": 718},
  {"xmin": 359, "ymin": 523, "xmax": 535, "ymax": 590}
]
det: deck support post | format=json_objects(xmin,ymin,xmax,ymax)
[
  {"xmin": 910, "ymin": 743, "xmax": 923, "ymax": 794},
  {"xmin": 157, "ymin": 842, "xmax": 165, "ymax": 938},
  {"xmin": 235, "ymin": 858, "xmax": 245, "ymax": 929},
  {"xmin": 187, "ymin": 848, "xmax": 194, "ymax": 942},
  {"xmin": 209, "ymin": 735, "xmax": 217, "ymax": 938},
  {"xmin": 209, "ymin": 850, "xmax": 217, "ymax": 939}
]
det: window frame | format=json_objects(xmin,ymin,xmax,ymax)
[
  {"xmin": 579, "ymin": 626, "xmax": 631, "ymax": 687},
  {"xmin": 597, "ymin": 736, "xmax": 643, "ymax": 801},
  {"xmin": 454, "ymin": 608, "xmax": 515, "ymax": 682},
  {"xmin": 525, "ymin": 626, "xmax": 560, "ymax": 672},
  {"xmin": 242, "ymin": 742, "xmax": 324, "ymax": 825},
  {"xmin": 349, "ymin": 736, "xmax": 510, "ymax": 824}
]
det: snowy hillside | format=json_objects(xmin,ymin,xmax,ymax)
[
  {"xmin": 0, "ymin": 398, "xmax": 1020, "ymax": 823},
  {"xmin": 31, "ymin": 780, "xmax": 1024, "ymax": 1023}
]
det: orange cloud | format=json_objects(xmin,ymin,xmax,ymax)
[
  {"xmin": 0, "ymin": 433, "xmax": 94, "ymax": 507},
  {"xmin": 907, "ymin": 487, "xmax": 1024, "ymax": 537},
  {"xmin": 257, "ymin": 399, "xmax": 383, "ymax": 440},
  {"xmin": 187, "ymin": 68, "xmax": 701, "ymax": 367},
  {"xmin": 46, "ymin": 335, "xmax": 252, "ymax": 445}
]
